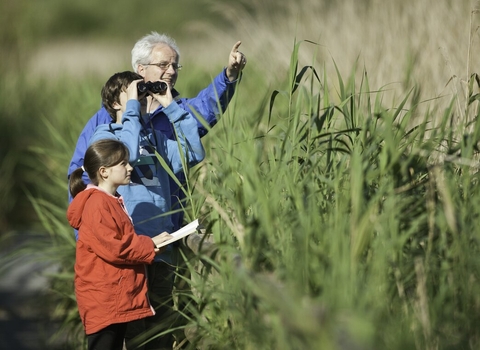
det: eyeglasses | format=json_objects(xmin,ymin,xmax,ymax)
[{"xmin": 145, "ymin": 62, "xmax": 182, "ymax": 71}]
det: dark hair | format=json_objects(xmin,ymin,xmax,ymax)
[
  {"xmin": 101, "ymin": 71, "xmax": 143, "ymax": 120},
  {"xmin": 69, "ymin": 139, "xmax": 130, "ymax": 198}
]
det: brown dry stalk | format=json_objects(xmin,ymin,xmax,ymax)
[{"xmin": 414, "ymin": 257, "xmax": 438, "ymax": 350}]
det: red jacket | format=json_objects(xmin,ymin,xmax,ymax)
[{"xmin": 67, "ymin": 185, "xmax": 156, "ymax": 335}]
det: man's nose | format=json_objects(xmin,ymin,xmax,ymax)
[{"xmin": 165, "ymin": 64, "xmax": 176, "ymax": 73}]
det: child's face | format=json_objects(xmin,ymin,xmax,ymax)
[
  {"xmin": 117, "ymin": 90, "xmax": 128, "ymax": 114},
  {"xmin": 102, "ymin": 158, "xmax": 132, "ymax": 187}
]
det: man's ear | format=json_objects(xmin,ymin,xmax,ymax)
[{"xmin": 137, "ymin": 64, "xmax": 146, "ymax": 77}]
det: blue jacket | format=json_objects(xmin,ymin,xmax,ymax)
[
  {"xmin": 89, "ymin": 99, "xmax": 205, "ymax": 263},
  {"xmin": 68, "ymin": 69, "xmax": 237, "ymax": 233}
]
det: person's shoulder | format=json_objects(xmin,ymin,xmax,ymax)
[
  {"xmin": 91, "ymin": 123, "xmax": 123, "ymax": 141},
  {"xmin": 86, "ymin": 107, "xmax": 111, "ymax": 126},
  {"xmin": 94, "ymin": 122, "xmax": 121, "ymax": 132},
  {"xmin": 76, "ymin": 107, "xmax": 111, "ymax": 138},
  {"xmin": 83, "ymin": 189, "xmax": 116, "ymax": 209}
]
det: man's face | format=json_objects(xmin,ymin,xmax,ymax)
[{"xmin": 138, "ymin": 44, "xmax": 179, "ymax": 89}]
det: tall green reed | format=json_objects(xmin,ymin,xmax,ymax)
[{"xmin": 181, "ymin": 40, "xmax": 480, "ymax": 350}]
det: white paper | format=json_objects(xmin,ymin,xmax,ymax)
[{"xmin": 155, "ymin": 219, "xmax": 199, "ymax": 248}]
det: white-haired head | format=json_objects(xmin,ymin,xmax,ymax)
[{"xmin": 131, "ymin": 31, "xmax": 180, "ymax": 73}]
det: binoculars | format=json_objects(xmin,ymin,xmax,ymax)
[{"xmin": 137, "ymin": 81, "xmax": 167, "ymax": 94}]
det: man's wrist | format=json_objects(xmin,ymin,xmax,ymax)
[{"xmin": 225, "ymin": 67, "xmax": 239, "ymax": 83}]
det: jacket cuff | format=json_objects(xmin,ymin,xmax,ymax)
[
  {"xmin": 163, "ymin": 102, "xmax": 187, "ymax": 123},
  {"xmin": 222, "ymin": 68, "xmax": 242, "ymax": 84}
]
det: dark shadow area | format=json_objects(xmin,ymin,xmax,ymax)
[
  {"xmin": 0, "ymin": 292, "xmax": 62, "ymax": 350},
  {"xmin": 0, "ymin": 240, "xmax": 66, "ymax": 350}
]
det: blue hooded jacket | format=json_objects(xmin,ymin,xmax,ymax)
[{"xmin": 88, "ymin": 98, "xmax": 205, "ymax": 263}]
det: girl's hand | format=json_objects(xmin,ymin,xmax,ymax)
[{"xmin": 152, "ymin": 231, "xmax": 173, "ymax": 255}]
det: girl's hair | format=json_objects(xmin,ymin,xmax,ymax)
[
  {"xmin": 131, "ymin": 31, "xmax": 180, "ymax": 72},
  {"xmin": 69, "ymin": 139, "xmax": 129, "ymax": 198},
  {"xmin": 101, "ymin": 71, "xmax": 143, "ymax": 120}
]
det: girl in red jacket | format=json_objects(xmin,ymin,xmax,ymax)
[{"xmin": 67, "ymin": 139, "xmax": 171, "ymax": 350}]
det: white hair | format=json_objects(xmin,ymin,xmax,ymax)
[{"xmin": 131, "ymin": 31, "xmax": 180, "ymax": 72}]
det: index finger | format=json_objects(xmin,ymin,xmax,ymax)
[{"xmin": 231, "ymin": 41, "xmax": 242, "ymax": 53}]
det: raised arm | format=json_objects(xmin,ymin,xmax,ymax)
[
  {"xmin": 182, "ymin": 41, "xmax": 247, "ymax": 136},
  {"xmin": 152, "ymin": 42, "xmax": 246, "ymax": 138},
  {"xmin": 181, "ymin": 70, "xmax": 237, "ymax": 136},
  {"xmin": 88, "ymin": 100, "xmax": 143, "ymax": 163},
  {"xmin": 161, "ymin": 103, "xmax": 205, "ymax": 174}
]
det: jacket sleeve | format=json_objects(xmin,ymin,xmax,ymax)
[
  {"xmin": 184, "ymin": 69, "xmax": 238, "ymax": 137},
  {"xmin": 88, "ymin": 100, "xmax": 142, "ymax": 163},
  {"xmin": 161, "ymin": 102, "xmax": 205, "ymax": 174},
  {"xmin": 81, "ymin": 196, "xmax": 155, "ymax": 265}
]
